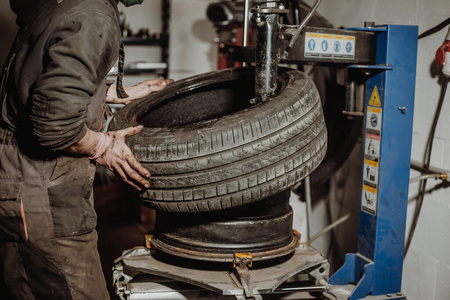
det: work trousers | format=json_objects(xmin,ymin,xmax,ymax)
[{"xmin": 0, "ymin": 127, "xmax": 109, "ymax": 299}]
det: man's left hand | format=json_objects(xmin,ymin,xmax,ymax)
[{"xmin": 107, "ymin": 78, "xmax": 173, "ymax": 105}]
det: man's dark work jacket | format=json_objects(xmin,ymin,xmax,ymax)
[{"xmin": 4, "ymin": 0, "xmax": 121, "ymax": 151}]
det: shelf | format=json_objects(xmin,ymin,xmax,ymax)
[
  {"xmin": 122, "ymin": 36, "xmax": 168, "ymax": 46},
  {"xmin": 125, "ymin": 62, "xmax": 167, "ymax": 74}
]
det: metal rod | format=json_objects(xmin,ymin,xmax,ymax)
[
  {"xmin": 308, "ymin": 211, "xmax": 354, "ymax": 244},
  {"xmin": 286, "ymin": 0, "xmax": 323, "ymax": 51},
  {"xmin": 243, "ymin": 0, "xmax": 250, "ymax": 47},
  {"xmin": 242, "ymin": 0, "xmax": 251, "ymax": 67},
  {"xmin": 255, "ymin": 13, "xmax": 279, "ymax": 102},
  {"xmin": 345, "ymin": 80, "xmax": 357, "ymax": 112}
]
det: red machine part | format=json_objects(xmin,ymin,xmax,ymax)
[
  {"xmin": 218, "ymin": 26, "xmax": 253, "ymax": 69},
  {"xmin": 435, "ymin": 39, "xmax": 450, "ymax": 66}
]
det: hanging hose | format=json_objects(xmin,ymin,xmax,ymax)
[{"xmin": 409, "ymin": 173, "xmax": 449, "ymax": 183}]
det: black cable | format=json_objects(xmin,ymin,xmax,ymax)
[
  {"xmin": 323, "ymin": 190, "xmax": 335, "ymax": 258},
  {"xmin": 327, "ymin": 166, "xmax": 348, "ymax": 261},
  {"xmin": 418, "ymin": 18, "xmax": 450, "ymax": 40},
  {"xmin": 404, "ymin": 77, "xmax": 449, "ymax": 257}
]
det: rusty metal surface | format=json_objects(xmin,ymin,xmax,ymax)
[
  {"xmin": 150, "ymin": 191, "xmax": 299, "ymax": 262},
  {"xmin": 150, "ymin": 232, "xmax": 299, "ymax": 263}
]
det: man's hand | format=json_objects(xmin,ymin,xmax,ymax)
[
  {"xmin": 95, "ymin": 125, "xmax": 150, "ymax": 191},
  {"xmin": 107, "ymin": 79, "xmax": 173, "ymax": 105},
  {"xmin": 64, "ymin": 126, "xmax": 150, "ymax": 191}
]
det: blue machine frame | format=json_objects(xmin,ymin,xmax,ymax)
[{"xmin": 329, "ymin": 25, "xmax": 418, "ymax": 299}]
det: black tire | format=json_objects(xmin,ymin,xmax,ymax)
[{"xmin": 109, "ymin": 67, "xmax": 327, "ymax": 213}]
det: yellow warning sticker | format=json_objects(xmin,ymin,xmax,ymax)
[
  {"xmin": 363, "ymin": 184, "xmax": 377, "ymax": 194},
  {"xmin": 367, "ymin": 107, "xmax": 382, "ymax": 114},
  {"xmin": 364, "ymin": 159, "xmax": 378, "ymax": 168},
  {"xmin": 368, "ymin": 86, "xmax": 381, "ymax": 107}
]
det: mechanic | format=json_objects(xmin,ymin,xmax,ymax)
[{"xmin": 0, "ymin": 0, "xmax": 171, "ymax": 298}]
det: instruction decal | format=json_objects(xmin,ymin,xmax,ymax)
[
  {"xmin": 362, "ymin": 185, "xmax": 377, "ymax": 215},
  {"xmin": 364, "ymin": 133, "xmax": 380, "ymax": 162},
  {"xmin": 305, "ymin": 32, "xmax": 355, "ymax": 60},
  {"xmin": 363, "ymin": 159, "xmax": 378, "ymax": 187},
  {"xmin": 361, "ymin": 105, "xmax": 383, "ymax": 216}
]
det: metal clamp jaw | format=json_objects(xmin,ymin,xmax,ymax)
[
  {"xmin": 252, "ymin": 1, "xmax": 289, "ymax": 19},
  {"xmin": 233, "ymin": 252, "xmax": 260, "ymax": 299}
]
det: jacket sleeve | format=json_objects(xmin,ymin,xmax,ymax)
[{"xmin": 29, "ymin": 10, "xmax": 120, "ymax": 150}]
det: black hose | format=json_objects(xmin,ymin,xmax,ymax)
[
  {"xmin": 404, "ymin": 77, "xmax": 449, "ymax": 257},
  {"xmin": 418, "ymin": 18, "xmax": 450, "ymax": 40}
]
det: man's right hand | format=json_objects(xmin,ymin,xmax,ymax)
[
  {"xmin": 65, "ymin": 126, "xmax": 150, "ymax": 191},
  {"xmin": 95, "ymin": 125, "xmax": 150, "ymax": 191}
]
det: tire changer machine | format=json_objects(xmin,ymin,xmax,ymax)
[{"xmin": 113, "ymin": 1, "xmax": 418, "ymax": 299}]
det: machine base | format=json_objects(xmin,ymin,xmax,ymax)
[{"xmin": 113, "ymin": 243, "xmax": 329, "ymax": 300}]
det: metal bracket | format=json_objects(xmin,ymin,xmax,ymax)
[
  {"xmin": 112, "ymin": 263, "xmax": 136, "ymax": 300},
  {"xmin": 308, "ymin": 261, "xmax": 330, "ymax": 287},
  {"xmin": 233, "ymin": 252, "xmax": 253, "ymax": 268}
]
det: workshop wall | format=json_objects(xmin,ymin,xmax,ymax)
[
  {"xmin": 116, "ymin": 0, "xmax": 218, "ymax": 85},
  {"xmin": 304, "ymin": 0, "xmax": 450, "ymax": 299},
  {"xmin": 169, "ymin": 0, "xmax": 218, "ymax": 80}
]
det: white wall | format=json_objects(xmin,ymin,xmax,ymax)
[
  {"xmin": 302, "ymin": 0, "xmax": 450, "ymax": 299},
  {"xmin": 169, "ymin": 0, "xmax": 218, "ymax": 80}
]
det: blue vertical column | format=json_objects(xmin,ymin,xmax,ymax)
[{"xmin": 329, "ymin": 25, "xmax": 418, "ymax": 299}]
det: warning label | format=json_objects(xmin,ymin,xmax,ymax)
[
  {"xmin": 362, "ymin": 185, "xmax": 377, "ymax": 215},
  {"xmin": 362, "ymin": 103, "xmax": 382, "ymax": 216},
  {"xmin": 304, "ymin": 32, "xmax": 355, "ymax": 60},
  {"xmin": 368, "ymin": 86, "xmax": 381, "ymax": 107}
]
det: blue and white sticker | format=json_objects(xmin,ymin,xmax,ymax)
[
  {"xmin": 305, "ymin": 32, "xmax": 355, "ymax": 59},
  {"xmin": 308, "ymin": 39, "xmax": 316, "ymax": 51},
  {"xmin": 366, "ymin": 107, "xmax": 382, "ymax": 134}
]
